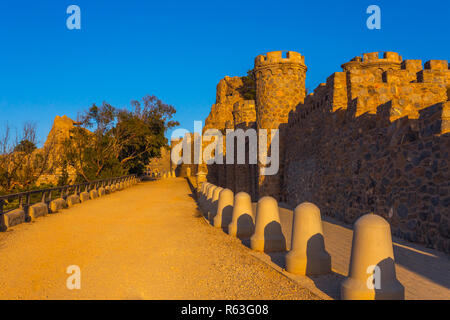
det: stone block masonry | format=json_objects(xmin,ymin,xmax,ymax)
[{"xmin": 194, "ymin": 51, "xmax": 449, "ymax": 253}]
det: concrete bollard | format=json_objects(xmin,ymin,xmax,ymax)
[
  {"xmin": 2, "ymin": 208, "xmax": 25, "ymax": 230},
  {"xmin": 250, "ymin": 196, "xmax": 286, "ymax": 252},
  {"xmin": 228, "ymin": 192, "xmax": 254, "ymax": 239},
  {"xmin": 209, "ymin": 186, "xmax": 223, "ymax": 223},
  {"xmin": 285, "ymin": 202, "xmax": 331, "ymax": 276},
  {"xmin": 213, "ymin": 188, "xmax": 234, "ymax": 230},
  {"xmin": 80, "ymin": 191, "xmax": 90, "ymax": 202},
  {"xmin": 89, "ymin": 189, "xmax": 99, "ymax": 200},
  {"xmin": 340, "ymin": 214, "xmax": 404, "ymax": 300},
  {"xmin": 29, "ymin": 202, "xmax": 48, "ymax": 221},
  {"xmin": 98, "ymin": 187, "xmax": 106, "ymax": 196},
  {"xmin": 50, "ymin": 198, "xmax": 67, "ymax": 213},
  {"xmin": 205, "ymin": 184, "xmax": 216, "ymax": 216},
  {"xmin": 66, "ymin": 194, "xmax": 80, "ymax": 207}
]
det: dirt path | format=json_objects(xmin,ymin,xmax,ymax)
[{"xmin": 0, "ymin": 178, "xmax": 317, "ymax": 300}]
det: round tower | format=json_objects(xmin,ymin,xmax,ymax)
[
  {"xmin": 254, "ymin": 51, "xmax": 307, "ymax": 128},
  {"xmin": 254, "ymin": 51, "xmax": 307, "ymax": 199}
]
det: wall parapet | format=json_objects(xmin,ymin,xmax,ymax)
[
  {"xmin": 254, "ymin": 51, "xmax": 306, "ymax": 71},
  {"xmin": 198, "ymin": 50, "xmax": 450, "ymax": 253}
]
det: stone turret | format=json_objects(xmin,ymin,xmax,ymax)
[
  {"xmin": 340, "ymin": 52, "xmax": 449, "ymax": 119},
  {"xmin": 254, "ymin": 51, "xmax": 307, "ymax": 128},
  {"xmin": 254, "ymin": 51, "xmax": 307, "ymax": 199},
  {"xmin": 342, "ymin": 51, "xmax": 402, "ymax": 72}
]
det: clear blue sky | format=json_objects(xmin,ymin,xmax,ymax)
[{"xmin": 0, "ymin": 0, "xmax": 448, "ymax": 145}]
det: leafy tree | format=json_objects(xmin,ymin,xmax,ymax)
[
  {"xmin": 57, "ymin": 159, "xmax": 70, "ymax": 186},
  {"xmin": 14, "ymin": 139, "xmax": 37, "ymax": 153},
  {"xmin": 0, "ymin": 122, "xmax": 53, "ymax": 193},
  {"xmin": 239, "ymin": 70, "xmax": 256, "ymax": 100},
  {"xmin": 62, "ymin": 95, "xmax": 179, "ymax": 181},
  {"xmin": 115, "ymin": 95, "xmax": 179, "ymax": 173}
]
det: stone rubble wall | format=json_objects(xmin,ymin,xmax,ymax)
[
  {"xmin": 282, "ymin": 52, "xmax": 449, "ymax": 252},
  {"xmin": 203, "ymin": 76, "xmax": 246, "ymax": 187},
  {"xmin": 196, "ymin": 51, "xmax": 450, "ymax": 253}
]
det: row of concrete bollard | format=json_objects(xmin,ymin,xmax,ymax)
[
  {"xmin": 161, "ymin": 170, "xmax": 176, "ymax": 179},
  {"xmin": 196, "ymin": 182, "xmax": 404, "ymax": 300},
  {"xmin": 2, "ymin": 177, "xmax": 140, "ymax": 231}
]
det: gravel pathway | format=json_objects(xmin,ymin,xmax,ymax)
[{"xmin": 0, "ymin": 178, "xmax": 318, "ymax": 300}]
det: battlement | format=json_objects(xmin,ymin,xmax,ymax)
[
  {"xmin": 363, "ymin": 51, "xmax": 402, "ymax": 63},
  {"xmin": 342, "ymin": 51, "xmax": 403, "ymax": 71},
  {"xmin": 401, "ymin": 59, "xmax": 423, "ymax": 72},
  {"xmin": 254, "ymin": 51, "xmax": 306, "ymax": 70},
  {"xmin": 424, "ymin": 60, "xmax": 449, "ymax": 70}
]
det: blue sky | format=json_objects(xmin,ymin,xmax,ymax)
[{"xmin": 0, "ymin": 0, "xmax": 448, "ymax": 145}]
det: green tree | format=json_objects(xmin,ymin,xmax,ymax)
[
  {"xmin": 115, "ymin": 95, "xmax": 179, "ymax": 174},
  {"xmin": 62, "ymin": 102, "xmax": 124, "ymax": 182},
  {"xmin": 239, "ymin": 70, "xmax": 256, "ymax": 100}
]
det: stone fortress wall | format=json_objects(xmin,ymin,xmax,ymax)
[{"xmin": 185, "ymin": 50, "xmax": 449, "ymax": 253}]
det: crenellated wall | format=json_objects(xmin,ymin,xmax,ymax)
[
  {"xmin": 203, "ymin": 76, "xmax": 246, "ymax": 187},
  {"xmin": 254, "ymin": 51, "xmax": 308, "ymax": 199},
  {"xmin": 197, "ymin": 51, "xmax": 450, "ymax": 253}
]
